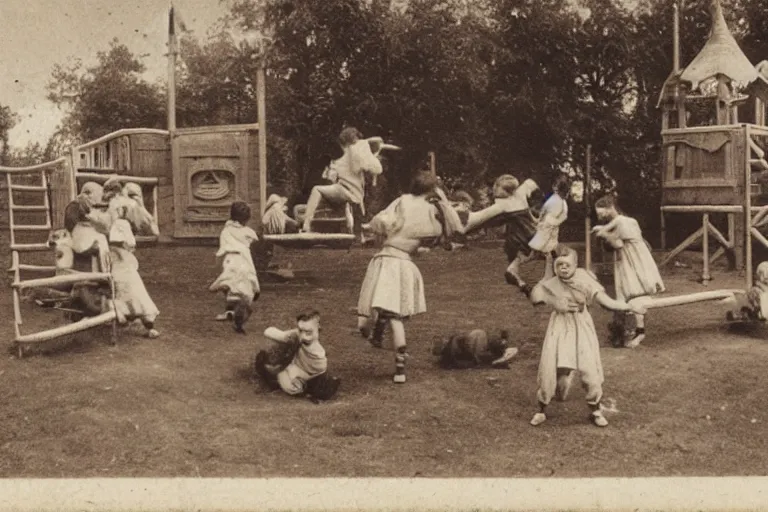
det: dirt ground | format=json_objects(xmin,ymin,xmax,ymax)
[{"xmin": 1, "ymin": 242, "xmax": 768, "ymax": 478}]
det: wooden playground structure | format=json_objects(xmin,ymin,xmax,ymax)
[
  {"xmin": 656, "ymin": 0, "xmax": 768, "ymax": 291},
  {"xmin": 0, "ymin": 7, "xmax": 278, "ymax": 354}
]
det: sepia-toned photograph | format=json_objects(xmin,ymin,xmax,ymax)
[{"xmin": 1, "ymin": 0, "xmax": 768, "ymax": 510}]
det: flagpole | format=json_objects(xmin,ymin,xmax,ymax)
[{"xmin": 167, "ymin": 3, "xmax": 177, "ymax": 134}]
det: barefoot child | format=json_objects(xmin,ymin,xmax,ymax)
[
  {"xmin": 506, "ymin": 173, "xmax": 571, "ymax": 295},
  {"xmin": 209, "ymin": 201, "xmax": 261, "ymax": 334},
  {"xmin": 528, "ymin": 245, "xmax": 644, "ymax": 427},
  {"xmin": 591, "ymin": 195, "xmax": 665, "ymax": 348},
  {"xmin": 252, "ymin": 310, "xmax": 341, "ymax": 401},
  {"xmin": 356, "ymin": 170, "xmax": 464, "ymax": 383}
]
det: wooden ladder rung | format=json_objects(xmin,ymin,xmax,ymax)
[
  {"xmin": 10, "ymin": 243, "xmax": 52, "ymax": 252},
  {"xmin": 11, "ymin": 204, "xmax": 49, "ymax": 212},
  {"xmin": 9, "ymin": 184, "xmax": 47, "ymax": 191},
  {"xmin": 12, "ymin": 224, "xmax": 50, "ymax": 231},
  {"xmin": 14, "ymin": 264, "xmax": 57, "ymax": 272}
]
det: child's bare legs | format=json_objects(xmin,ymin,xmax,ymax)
[
  {"xmin": 302, "ymin": 184, "xmax": 348, "ymax": 232},
  {"xmin": 582, "ymin": 370, "xmax": 607, "ymax": 427},
  {"xmin": 141, "ymin": 318, "xmax": 160, "ymax": 339},
  {"xmin": 625, "ymin": 313, "xmax": 646, "ymax": 348},
  {"xmin": 505, "ymin": 251, "xmax": 533, "ymax": 287},
  {"xmin": 390, "ymin": 318, "xmax": 408, "ymax": 383},
  {"xmin": 531, "ymin": 368, "xmax": 572, "ymax": 426},
  {"xmin": 216, "ymin": 292, "xmax": 235, "ymax": 321}
]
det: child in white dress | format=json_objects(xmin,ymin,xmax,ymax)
[
  {"xmin": 528, "ymin": 245, "xmax": 644, "ymax": 427},
  {"xmin": 356, "ymin": 170, "xmax": 464, "ymax": 383},
  {"xmin": 592, "ymin": 195, "xmax": 665, "ymax": 348},
  {"xmin": 209, "ymin": 201, "xmax": 261, "ymax": 334},
  {"xmin": 506, "ymin": 173, "xmax": 571, "ymax": 295}
]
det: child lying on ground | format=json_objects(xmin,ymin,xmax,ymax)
[
  {"xmin": 252, "ymin": 310, "xmax": 341, "ymax": 402},
  {"xmin": 432, "ymin": 329, "xmax": 518, "ymax": 369}
]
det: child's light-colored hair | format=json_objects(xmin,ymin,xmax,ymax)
[
  {"xmin": 338, "ymin": 127, "xmax": 362, "ymax": 147},
  {"xmin": 756, "ymin": 261, "xmax": 768, "ymax": 284},
  {"xmin": 493, "ymin": 174, "xmax": 520, "ymax": 198},
  {"xmin": 594, "ymin": 194, "xmax": 618, "ymax": 210},
  {"xmin": 553, "ymin": 244, "xmax": 578, "ymax": 266},
  {"xmin": 262, "ymin": 194, "xmax": 291, "ymax": 234}
]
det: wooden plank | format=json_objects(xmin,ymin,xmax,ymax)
[
  {"xmin": 10, "ymin": 243, "xmax": 51, "ymax": 252},
  {"xmin": 175, "ymin": 123, "xmax": 259, "ymax": 135},
  {"xmin": 76, "ymin": 129, "xmax": 169, "ymax": 151},
  {"xmin": 76, "ymin": 172, "xmax": 159, "ymax": 185}
]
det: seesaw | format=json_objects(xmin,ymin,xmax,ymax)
[
  {"xmin": 627, "ymin": 289, "xmax": 741, "ymax": 311},
  {"xmin": 262, "ymin": 232, "xmax": 355, "ymax": 250}
]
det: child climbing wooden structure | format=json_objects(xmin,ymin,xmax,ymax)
[{"xmin": 1, "ymin": 159, "xmax": 118, "ymax": 357}]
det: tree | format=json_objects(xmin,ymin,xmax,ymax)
[
  {"xmin": 46, "ymin": 39, "xmax": 166, "ymax": 143},
  {"xmin": 0, "ymin": 104, "xmax": 18, "ymax": 165}
]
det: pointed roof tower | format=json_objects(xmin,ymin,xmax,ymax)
[
  {"xmin": 656, "ymin": 0, "xmax": 768, "ymax": 108},
  {"xmin": 679, "ymin": 0, "xmax": 758, "ymax": 90}
]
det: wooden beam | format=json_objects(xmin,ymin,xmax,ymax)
[
  {"xmin": 746, "ymin": 125, "xmax": 754, "ymax": 288},
  {"xmin": 660, "ymin": 226, "xmax": 704, "ymax": 267},
  {"xmin": 629, "ymin": 289, "xmax": 739, "ymax": 311},
  {"xmin": 257, "ymin": 64, "xmax": 268, "ymax": 218},
  {"xmin": 585, "ymin": 144, "xmax": 592, "ymax": 273},
  {"xmin": 751, "ymin": 227, "xmax": 768, "ymax": 249},
  {"xmin": 707, "ymin": 221, "xmax": 733, "ymax": 249},
  {"xmin": 702, "ymin": 213, "xmax": 711, "ymax": 283},
  {"xmin": 15, "ymin": 310, "xmax": 118, "ymax": 344}
]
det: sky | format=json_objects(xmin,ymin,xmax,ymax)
[{"xmin": 0, "ymin": 0, "xmax": 229, "ymax": 149}]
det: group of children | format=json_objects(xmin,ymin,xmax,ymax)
[{"xmin": 203, "ymin": 125, "xmax": 677, "ymax": 427}]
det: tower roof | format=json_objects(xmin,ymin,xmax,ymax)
[{"xmin": 679, "ymin": 0, "xmax": 758, "ymax": 90}]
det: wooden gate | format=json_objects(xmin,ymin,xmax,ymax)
[{"xmin": 171, "ymin": 124, "xmax": 261, "ymax": 238}]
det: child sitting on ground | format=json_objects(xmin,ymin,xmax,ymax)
[
  {"xmin": 432, "ymin": 329, "xmax": 518, "ymax": 369},
  {"xmin": 252, "ymin": 310, "xmax": 341, "ymax": 401},
  {"xmin": 727, "ymin": 261, "xmax": 768, "ymax": 322},
  {"xmin": 528, "ymin": 245, "xmax": 644, "ymax": 428},
  {"xmin": 209, "ymin": 201, "xmax": 261, "ymax": 334}
]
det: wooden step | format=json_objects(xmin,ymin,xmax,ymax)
[
  {"xmin": 11, "ymin": 204, "xmax": 49, "ymax": 212},
  {"xmin": 9, "ymin": 184, "xmax": 47, "ymax": 191},
  {"xmin": 12, "ymin": 224, "xmax": 50, "ymax": 231},
  {"xmin": 10, "ymin": 243, "xmax": 51, "ymax": 252}
]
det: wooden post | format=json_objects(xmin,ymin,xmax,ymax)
[
  {"xmin": 660, "ymin": 210, "xmax": 667, "ymax": 251},
  {"xmin": 701, "ymin": 213, "xmax": 711, "ymax": 284},
  {"xmin": 585, "ymin": 144, "xmax": 592, "ymax": 273},
  {"xmin": 257, "ymin": 63, "xmax": 268, "ymax": 218},
  {"xmin": 673, "ymin": 1, "xmax": 680, "ymax": 73},
  {"xmin": 167, "ymin": 4, "xmax": 177, "ymax": 134},
  {"xmin": 429, "ymin": 151, "xmax": 436, "ymax": 179},
  {"xmin": 727, "ymin": 213, "xmax": 736, "ymax": 269},
  {"xmin": 746, "ymin": 124, "xmax": 754, "ymax": 288}
]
